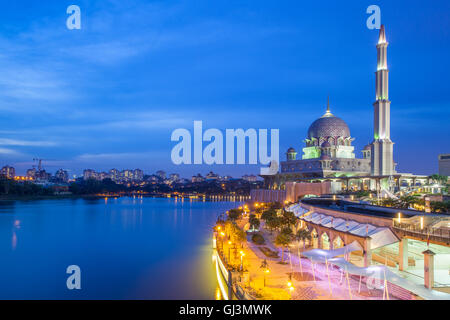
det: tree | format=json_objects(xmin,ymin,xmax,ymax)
[
  {"xmin": 281, "ymin": 227, "xmax": 293, "ymax": 237},
  {"xmin": 275, "ymin": 231, "xmax": 292, "ymax": 263},
  {"xmin": 233, "ymin": 226, "xmax": 247, "ymax": 248},
  {"xmin": 249, "ymin": 214, "xmax": 260, "ymax": 230},
  {"xmin": 397, "ymin": 195, "xmax": 420, "ymax": 209},
  {"xmin": 295, "ymin": 229, "xmax": 312, "ymax": 249},
  {"xmin": 261, "ymin": 208, "xmax": 276, "ymax": 221},
  {"xmin": 227, "ymin": 209, "xmax": 241, "ymax": 221},
  {"xmin": 270, "ymin": 202, "xmax": 283, "ymax": 210},
  {"xmin": 265, "ymin": 216, "xmax": 281, "ymax": 234},
  {"xmin": 280, "ymin": 210, "xmax": 297, "ymax": 229},
  {"xmin": 429, "ymin": 174, "xmax": 448, "ymax": 186}
]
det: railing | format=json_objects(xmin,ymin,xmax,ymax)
[{"xmin": 392, "ymin": 221, "xmax": 450, "ymax": 243}]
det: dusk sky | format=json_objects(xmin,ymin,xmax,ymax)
[{"xmin": 0, "ymin": 0, "xmax": 448, "ymax": 178}]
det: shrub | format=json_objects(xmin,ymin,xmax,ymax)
[{"xmin": 251, "ymin": 233, "xmax": 265, "ymax": 245}]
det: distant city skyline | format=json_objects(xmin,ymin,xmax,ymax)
[{"xmin": 0, "ymin": 1, "xmax": 448, "ymax": 177}]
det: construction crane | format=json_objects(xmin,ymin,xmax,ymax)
[{"xmin": 32, "ymin": 158, "xmax": 44, "ymax": 171}]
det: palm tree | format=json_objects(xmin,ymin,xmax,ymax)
[
  {"xmin": 275, "ymin": 231, "xmax": 292, "ymax": 263},
  {"xmin": 295, "ymin": 229, "xmax": 311, "ymax": 249}
]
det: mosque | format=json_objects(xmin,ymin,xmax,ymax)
[{"xmin": 258, "ymin": 25, "xmax": 429, "ymax": 201}]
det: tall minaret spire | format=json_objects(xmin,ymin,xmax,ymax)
[{"xmin": 371, "ymin": 25, "xmax": 395, "ymax": 176}]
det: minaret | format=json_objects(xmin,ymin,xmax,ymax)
[{"xmin": 371, "ymin": 25, "xmax": 395, "ymax": 176}]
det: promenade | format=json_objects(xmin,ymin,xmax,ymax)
[{"xmin": 227, "ymin": 216, "xmax": 398, "ymax": 300}]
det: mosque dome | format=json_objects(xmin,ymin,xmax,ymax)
[
  {"xmin": 363, "ymin": 144, "xmax": 371, "ymax": 150},
  {"xmin": 308, "ymin": 113, "xmax": 350, "ymax": 139},
  {"xmin": 321, "ymin": 141, "xmax": 331, "ymax": 148}
]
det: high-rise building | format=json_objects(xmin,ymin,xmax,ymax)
[
  {"xmin": 133, "ymin": 169, "xmax": 144, "ymax": 181},
  {"xmin": 438, "ymin": 154, "xmax": 450, "ymax": 176},
  {"xmin": 0, "ymin": 165, "xmax": 15, "ymax": 179},
  {"xmin": 156, "ymin": 170, "xmax": 166, "ymax": 180},
  {"xmin": 26, "ymin": 168, "xmax": 36, "ymax": 179},
  {"xmin": 55, "ymin": 169, "xmax": 69, "ymax": 183},
  {"xmin": 371, "ymin": 25, "xmax": 395, "ymax": 176},
  {"xmin": 122, "ymin": 169, "xmax": 133, "ymax": 181},
  {"xmin": 169, "ymin": 173, "xmax": 180, "ymax": 183},
  {"xmin": 191, "ymin": 174, "xmax": 205, "ymax": 183},
  {"xmin": 83, "ymin": 169, "xmax": 97, "ymax": 180},
  {"xmin": 109, "ymin": 168, "xmax": 120, "ymax": 181}
]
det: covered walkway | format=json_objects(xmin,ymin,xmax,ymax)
[{"xmin": 301, "ymin": 242, "xmax": 450, "ymax": 300}]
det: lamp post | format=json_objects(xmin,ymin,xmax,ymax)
[
  {"xmin": 220, "ymin": 232, "xmax": 225, "ymax": 251},
  {"xmin": 228, "ymin": 241, "xmax": 232, "ymax": 262},
  {"xmin": 287, "ymin": 281, "xmax": 295, "ymax": 295},
  {"xmin": 260, "ymin": 259, "xmax": 269, "ymax": 287},
  {"xmin": 240, "ymin": 250, "xmax": 245, "ymax": 271}
]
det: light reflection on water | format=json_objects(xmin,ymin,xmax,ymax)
[{"xmin": 0, "ymin": 197, "xmax": 240, "ymax": 299}]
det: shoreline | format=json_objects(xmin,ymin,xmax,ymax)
[{"xmin": 0, "ymin": 194, "xmax": 106, "ymax": 202}]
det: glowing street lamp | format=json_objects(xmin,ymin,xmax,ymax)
[
  {"xmin": 240, "ymin": 250, "xmax": 245, "ymax": 271},
  {"xmin": 228, "ymin": 241, "xmax": 232, "ymax": 261},
  {"xmin": 287, "ymin": 281, "xmax": 295, "ymax": 293}
]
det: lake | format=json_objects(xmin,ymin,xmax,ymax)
[{"xmin": 0, "ymin": 197, "xmax": 240, "ymax": 299}]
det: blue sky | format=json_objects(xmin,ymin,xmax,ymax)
[{"xmin": 0, "ymin": 0, "xmax": 449, "ymax": 178}]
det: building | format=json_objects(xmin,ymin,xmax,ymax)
[
  {"xmin": 156, "ymin": 170, "xmax": 166, "ymax": 180},
  {"xmin": 109, "ymin": 168, "xmax": 120, "ymax": 181},
  {"xmin": 55, "ymin": 169, "xmax": 69, "ymax": 183},
  {"xmin": 438, "ymin": 154, "xmax": 450, "ymax": 177},
  {"xmin": 168, "ymin": 173, "xmax": 180, "ymax": 183},
  {"xmin": 83, "ymin": 169, "xmax": 98, "ymax": 180},
  {"xmin": 133, "ymin": 169, "xmax": 144, "ymax": 181},
  {"xmin": 99, "ymin": 172, "xmax": 110, "ymax": 181},
  {"xmin": 122, "ymin": 169, "xmax": 134, "ymax": 181},
  {"xmin": 242, "ymin": 174, "xmax": 258, "ymax": 182},
  {"xmin": 191, "ymin": 174, "xmax": 205, "ymax": 183},
  {"xmin": 0, "ymin": 165, "xmax": 15, "ymax": 179},
  {"xmin": 26, "ymin": 168, "xmax": 36, "ymax": 179},
  {"xmin": 206, "ymin": 171, "xmax": 219, "ymax": 180}
]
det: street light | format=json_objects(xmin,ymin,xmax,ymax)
[
  {"xmin": 287, "ymin": 281, "xmax": 295, "ymax": 293},
  {"xmin": 228, "ymin": 241, "xmax": 232, "ymax": 262},
  {"xmin": 220, "ymin": 232, "xmax": 225, "ymax": 250},
  {"xmin": 240, "ymin": 250, "xmax": 245, "ymax": 271},
  {"xmin": 260, "ymin": 259, "xmax": 269, "ymax": 287}
]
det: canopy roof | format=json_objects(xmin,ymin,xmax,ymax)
[
  {"xmin": 302, "ymin": 243, "xmax": 450, "ymax": 300},
  {"xmin": 288, "ymin": 208, "xmax": 398, "ymax": 250}
]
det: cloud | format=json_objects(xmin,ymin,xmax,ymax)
[
  {"xmin": 0, "ymin": 138, "xmax": 58, "ymax": 147},
  {"xmin": 0, "ymin": 147, "xmax": 21, "ymax": 155}
]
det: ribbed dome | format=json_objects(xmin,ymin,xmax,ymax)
[
  {"xmin": 287, "ymin": 147, "xmax": 296, "ymax": 153},
  {"xmin": 308, "ymin": 114, "xmax": 350, "ymax": 139}
]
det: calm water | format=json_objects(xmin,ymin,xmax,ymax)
[{"xmin": 0, "ymin": 197, "xmax": 239, "ymax": 299}]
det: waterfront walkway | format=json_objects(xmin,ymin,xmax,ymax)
[{"xmin": 234, "ymin": 219, "xmax": 399, "ymax": 300}]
